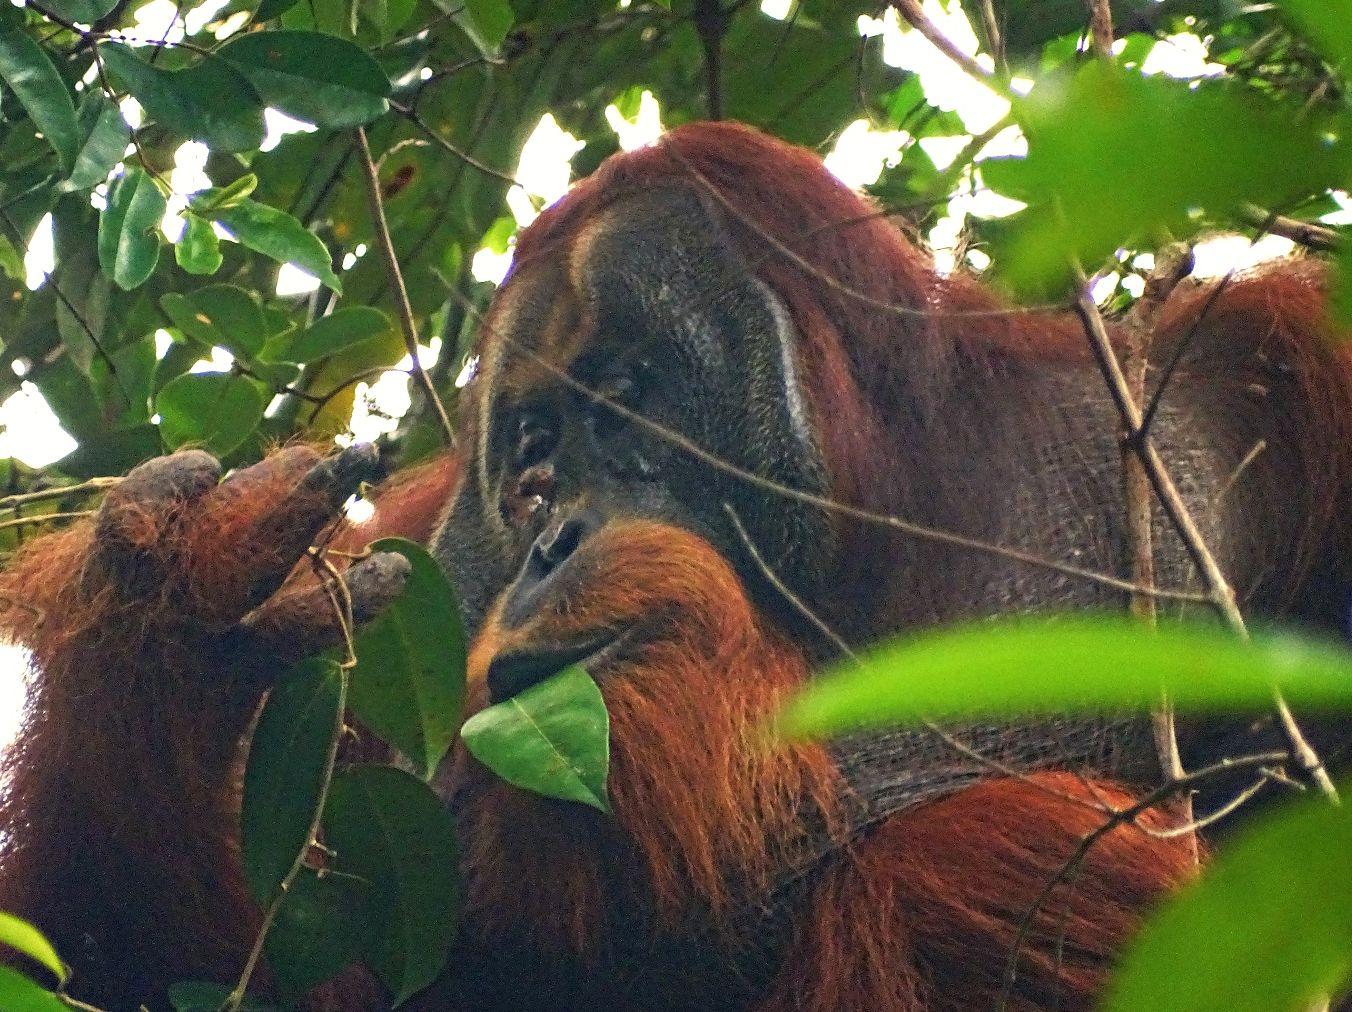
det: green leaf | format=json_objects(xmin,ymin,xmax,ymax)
[
  {"xmin": 167, "ymin": 981, "xmax": 275, "ymax": 1011},
  {"xmin": 0, "ymin": 913, "xmax": 66, "ymax": 986},
  {"xmin": 217, "ymin": 31, "xmax": 391, "ymax": 129},
  {"xmin": 323, "ymin": 766, "xmax": 459, "ymax": 1006},
  {"xmin": 455, "ymin": 0, "xmax": 514, "ymax": 56},
  {"xmin": 1103, "ymin": 781, "xmax": 1352, "ymax": 1012},
  {"xmin": 57, "ymin": 93, "xmax": 130, "ymax": 194},
  {"xmin": 99, "ymin": 42, "xmax": 265, "ymax": 154},
  {"xmin": 155, "ymin": 371, "xmax": 267, "ymax": 456},
  {"xmin": 97, "ymin": 167, "xmax": 166, "ymax": 291},
  {"xmin": 266, "ymin": 868, "xmax": 369, "ymax": 998},
  {"xmin": 460, "ymin": 664, "xmax": 610, "ymax": 812},
  {"xmin": 161, "ymin": 285, "xmax": 268, "ymax": 361},
  {"xmin": 348, "ymin": 538, "xmax": 465, "ymax": 780},
  {"xmin": 0, "ymin": 6, "xmax": 79, "ymax": 173},
  {"xmin": 188, "ymin": 174, "xmax": 258, "ymax": 214},
  {"xmin": 279, "ymin": 306, "xmax": 393, "ymax": 363},
  {"xmin": 175, "ymin": 215, "xmax": 223, "ymax": 276},
  {"xmin": 212, "ymin": 198, "xmax": 342, "ymax": 293},
  {"xmin": 241, "ymin": 659, "xmax": 343, "ymax": 903},
  {"xmin": 255, "ymin": 0, "xmax": 303, "ymax": 22},
  {"xmin": 1279, "ymin": 0, "xmax": 1352, "ymax": 75},
  {"xmin": 41, "ymin": 0, "xmax": 120, "ymax": 22},
  {"xmin": 988, "ymin": 62, "xmax": 1352, "ymax": 297},
  {"xmin": 0, "ymin": 967, "xmax": 67, "ymax": 1012},
  {"xmin": 776, "ymin": 615, "xmax": 1352, "ymax": 740}
]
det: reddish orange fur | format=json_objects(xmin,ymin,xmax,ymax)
[
  {"xmin": 760, "ymin": 774, "xmax": 1196, "ymax": 1012},
  {"xmin": 454, "ymin": 522, "xmax": 842, "ymax": 952}
]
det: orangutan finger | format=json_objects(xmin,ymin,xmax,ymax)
[
  {"xmin": 233, "ymin": 443, "xmax": 385, "ymax": 612},
  {"xmin": 232, "ymin": 550, "xmax": 411, "ymax": 667}
]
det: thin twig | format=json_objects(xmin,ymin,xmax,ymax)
[
  {"xmin": 1237, "ymin": 204, "xmax": 1340, "ymax": 252},
  {"xmin": 0, "ymin": 511, "xmax": 93, "ymax": 532},
  {"xmin": 891, "ymin": 0, "xmax": 1008, "ymax": 91},
  {"xmin": 0, "ymin": 478, "xmax": 120, "ymax": 511},
  {"xmin": 354, "ymin": 127, "xmax": 456, "ymax": 447}
]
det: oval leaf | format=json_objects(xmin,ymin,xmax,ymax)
[
  {"xmin": 99, "ymin": 42, "xmax": 265, "ymax": 153},
  {"xmin": 0, "ymin": 967, "xmax": 67, "ymax": 1012},
  {"xmin": 212, "ymin": 198, "xmax": 342, "ymax": 293},
  {"xmin": 217, "ymin": 30, "xmax": 391, "ymax": 129},
  {"xmin": 776, "ymin": 616, "xmax": 1352, "ymax": 740},
  {"xmin": 1104, "ymin": 780, "xmax": 1352, "ymax": 1012},
  {"xmin": 460, "ymin": 664, "xmax": 610, "ymax": 812},
  {"xmin": 97, "ymin": 167, "xmax": 165, "ymax": 291},
  {"xmin": 322, "ymin": 765, "xmax": 459, "ymax": 1007},
  {"xmin": 155, "ymin": 371, "xmax": 267, "ymax": 455},
  {"xmin": 0, "ymin": 913, "xmax": 66, "ymax": 986},
  {"xmin": 0, "ymin": 6, "xmax": 79, "ymax": 173},
  {"xmin": 278, "ymin": 306, "xmax": 392, "ymax": 363},
  {"xmin": 241, "ymin": 658, "xmax": 343, "ymax": 903},
  {"xmin": 42, "ymin": 0, "xmax": 119, "ymax": 22},
  {"xmin": 161, "ymin": 285, "xmax": 268, "ymax": 361},
  {"xmin": 348, "ymin": 538, "xmax": 465, "ymax": 780},
  {"xmin": 57, "ymin": 93, "xmax": 129, "ymax": 194}
]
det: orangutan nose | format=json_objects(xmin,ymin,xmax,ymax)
[{"xmin": 500, "ymin": 508, "xmax": 602, "ymax": 628}]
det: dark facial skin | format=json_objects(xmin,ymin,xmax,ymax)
[{"xmin": 433, "ymin": 184, "xmax": 833, "ymax": 684}]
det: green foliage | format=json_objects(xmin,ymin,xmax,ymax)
[
  {"xmin": 777, "ymin": 616, "xmax": 1352, "ymax": 739},
  {"xmin": 242, "ymin": 658, "xmax": 345, "ymax": 903},
  {"xmin": 155, "ymin": 371, "xmax": 267, "ymax": 454},
  {"xmin": 0, "ymin": 7, "xmax": 78, "ymax": 173},
  {"xmin": 1104, "ymin": 779, "xmax": 1352, "ymax": 1012},
  {"xmin": 0, "ymin": 912, "xmax": 67, "ymax": 986},
  {"xmin": 348, "ymin": 538, "xmax": 466, "ymax": 780},
  {"xmin": 0, "ymin": 967, "xmax": 69, "ymax": 1012},
  {"xmin": 323, "ymin": 766, "xmax": 460, "ymax": 1006},
  {"xmin": 97, "ymin": 167, "xmax": 165, "ymax": 289},
  {"xmin": 461, "ymin": 664, "xmax": 611, "ymax": 813}
]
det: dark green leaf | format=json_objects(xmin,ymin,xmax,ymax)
[
  {"xmin": 255, "ymin": 0, "xmax": 304, "ymax": 22},
  {"xmin": 242, "ymin": 658, "xmax": 343, "ymax": 903},
  {"xmin": 460, "ymin": 664, "xmax": 610, "ymax": 812},
  {"xmin": 155, "ymin": 371, "xmax": 267, "ymax": 456},
  {"xmin": 348, "ymin": 538, "xmax": 465, "ymax": 780},
  {"xmin": 99, "ymin": 42, "xmax": 266, "ymax": 154},
  {"xmin": 97, "ymin": 167, "xmax": 165, "ymax": 291},
  {"xmin": 217, "ymin": 31, "xmax": 391, "ymax": 129},
  {"xmin": 175, "ymin": 215, "xmax": 223, "ymax": 276},
  {"xmin": 0, "ymin": 6, "xmax": 79, "ymax": 173},
  {"xmin": 167, "ymin": 981, "xmax": 274, "ymax": 1011},
  {"xmin": 323, "ymin": 766, "xmax": 459, "ymax": 1006},
  {"xmin": 276, "ymin": 306, "xmax": 392, "ymax": 363},
  {"xmin": 55, "ymin": 423, "xmax": 161, "ymax": 479},
  {"xmin": 266, "ymin": 868, "xmax": 369, "ymax": 997},
  {"xmin": 0, "ymin": 913, "xmax": 65, "ymax": 986},
  {"xmin": 0, "ymin": 967, "xmax": 66, "ymax": 1012},
  {"xmin": 161, "ymin": 284, "xmax": 268, "ymax": 361},
  {"xmin": 57, "ymin": 94, "xmax": 130, "ymax": 194},
  {"xmin": 212, "ymin": 199, "xmax": 342, "ymax": 293},
  {"xmin": 777, "ymin": 616, "xmax": 1352, "ymax": 740},
  {"xmin": 42, "ymin": 0, "xmax": 120, "ymax": 21},
  {"xmin": 1104, "ymin": 780, "xmax": 1352, "ymax": 1012}
]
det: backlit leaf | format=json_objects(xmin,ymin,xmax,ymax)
[
  {"xmin": 97, "ymin": 167, "xmax": 166, "ymax": 290},
  {"xmin": 217, "ymin": 31, "xmax": 391, "ymax": 129},
  {"xmin": 323, "ymin": 766, "xmax": 459, "ymax": 1006},
  {"xmin": 57, "ymin": 93, "xmax": 129, "ymax": 194},
  {"xmin": 175, "ymin": 215, "xmax": 223, "ymax": 276},
  {"xmin": 161, "ymin": 285, "xmax": 268, "ymax": 361},
  {"xmin": 0, "ymin": 6, "xmax": 79, "ymax": 173},
  {"xmin": 460, "ymin": 664, "xmax": 610, "ymax": 812},
  {"xmin": 278, "ymin": 306, "xmax": 393, "ymax": 363},
  {"xmin": 348, "ymin": 538, "xmax": 465, "ymax": 780},
  {"xmin": 0, "ymin": 913, "xmax": 66, "ymax": 986},
  {"xmin": 0, "ymin": 967, "xmax": 66, "ymax": 1012},
  {"xmin": 1104, "ymin": 780, "xmax": 1352, "ymax": 1012},
  {"xmin": 242, "ymin": 658, "xmax": 343, "ymax": 903}
]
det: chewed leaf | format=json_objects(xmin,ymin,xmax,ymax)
[{"xmin": 460, "ymin": 664, "xmax": 610, "ymax": 812}]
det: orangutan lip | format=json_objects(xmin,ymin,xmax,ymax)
[{"xmin": 485, "ymin": 630, "xmax": 621, "ymax": 704}]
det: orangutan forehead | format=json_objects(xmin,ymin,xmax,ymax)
[{"xmin": 478, "ymin": 264, "xmax": 588, "ymax": 401}]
